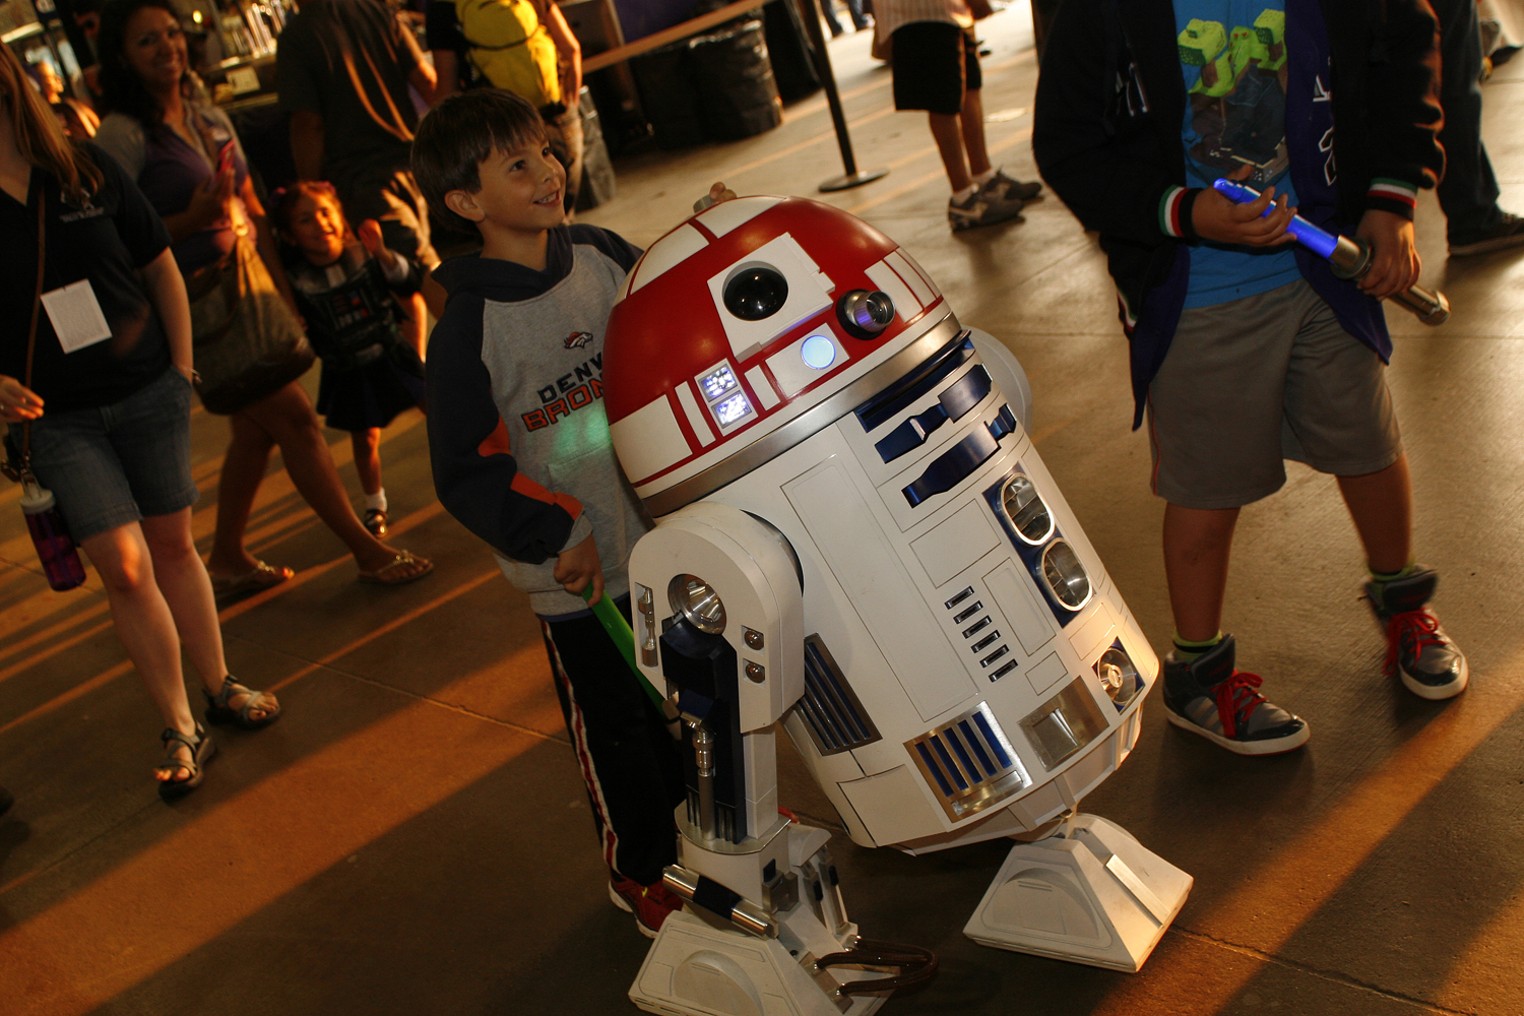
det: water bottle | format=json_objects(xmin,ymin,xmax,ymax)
[{"xmin": 20, "ymin": 480, "xmax": 87, "ymax": 591}]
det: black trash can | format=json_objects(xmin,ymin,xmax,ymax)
[
  {"xmin": 632, "ymin": 15, "xmax": 784, "ymax": 149},
  {"xmin": 690, "ymin": 18, "xmax": 783, "ymax": 141}
]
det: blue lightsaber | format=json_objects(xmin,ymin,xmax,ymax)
[{"xmin": 1212, "ymin": 179, "xmax": 1450, "ymax": 325}]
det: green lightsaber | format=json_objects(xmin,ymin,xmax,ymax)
[{"xmin": 583, "ymin": 586, "xmax": 666, "ymax": 709}]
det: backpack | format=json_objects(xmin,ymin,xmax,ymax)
[{"xmin": 454, "ymin": 0, "xmax": 561, "ymax": 109}]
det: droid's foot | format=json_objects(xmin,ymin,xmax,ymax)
[
  {"xmin": 1364, "ymin": 566, "xmax": 1469, "ymax": 701},
  {"xmin": 1162, "ymin": 635, "xmax": 1310, "ymax": 756}
]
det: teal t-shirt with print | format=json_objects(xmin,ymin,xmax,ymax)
[{"xmin": 1176, "ymin": 0, "xmax": 1301, "ymax": 308}]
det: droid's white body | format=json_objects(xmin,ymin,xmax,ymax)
[{"xmin": 603, "ymin": 198, "xmax": 1190, "ymax": 1014}]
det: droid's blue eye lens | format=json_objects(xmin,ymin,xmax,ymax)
[
  {"xmin": 724, "ymin": 266, "xmax": 789, "ymax": 321},
  {"xmin": 800, "ymin": 334, "xmax": 836, "ymax": 370}
]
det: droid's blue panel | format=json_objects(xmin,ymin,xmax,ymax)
[
  {"xmin": 906, "ymin": 703, "xmax": 1031, "ymax": 821},
  {"xmin": 854, "ymin": 334, "xmax": 974, "ymax": 432},
  {"xmin": 902, "ymin": 406, "xmax": 1017, "ymax": 507},
  {"xmin": 873, "ymin": 366, "xmax": 993, "ymax": 464}
]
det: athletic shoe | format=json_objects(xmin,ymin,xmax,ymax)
[
  {"xmin": 1364, "ymin": 566, "xmax": 1469, "ymax": 700},
  {"xmin": 948, "ymin": 189, "xmax": 1023, "ymax": 232},
  {"xmin": 609, "ymin": 873, "xmax": 683, "ymax": 938},
  {"xmin": 1449, "ymin": 212, "xmax": 1524, "ymax": 256},
  {"xmin": 1162, "ymin": 635, "xmax": 1310, "ymax": 756},
  {"xmin": 979, "ymin": 169, "xmax": 1044, "ymax": 204}
]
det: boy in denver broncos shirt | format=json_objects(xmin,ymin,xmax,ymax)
[{"xmin": 414, "ymin": 90, "xmax": 686, "ymax": 936}]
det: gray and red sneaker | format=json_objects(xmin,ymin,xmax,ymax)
[
  {"xmin": 1162, "ymin": 635, "xmax": 1310, "ymax": 756},
  {"xmin": 1364, "ymin": 567, "xmax": 1469, "ymax": 700},
  {"xmin": 609, "ymin": 873, "xmax": 683, "ymax": 939}
]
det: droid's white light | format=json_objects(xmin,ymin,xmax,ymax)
[
  {"xmin": 715, "ymin": 393, "xmax": 753, "ymax": 427},
  {"xmin": 800, "ymin": 334, "xmax": 837, "ymax": 370}
]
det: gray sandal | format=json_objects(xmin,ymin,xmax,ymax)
[
  {"xmin": 204, "ymin": 675, "xmax": 282, "ymax": 729},
  {"xmin": 157, "ymin": 725, "xmax": 215, "ymax": 801}
]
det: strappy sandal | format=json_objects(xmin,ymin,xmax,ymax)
[
  {"xmin": 356, "ymin": 550, "xmax": 433, "ymax": 586},
  {"xmin": 156, "ymin": 725, "xmax": 216, "ymax": 802},
  {"xmin": 204, "ymin": 675, "xmax": 282, "ymax": 730}
]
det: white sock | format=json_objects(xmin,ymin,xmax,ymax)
[
  {"xmin": 974, "ymin": 168, "xmax": 997, "ymax": 187},
  {"xmin": 365, "ymin": 489, "xmax": 388, "ymax": 513},
  {"xmin": 953, "ymin": 184, "xmax": 977, "ymax": 202}
]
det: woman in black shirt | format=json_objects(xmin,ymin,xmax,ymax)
[{"xmin": 0, "ymin": 43, "xmax": 280, "ymax": 800}]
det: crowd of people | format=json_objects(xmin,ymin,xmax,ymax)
[{"xmin": 2, "ymin": 0, "xmax": 1523, "ymax": 942}]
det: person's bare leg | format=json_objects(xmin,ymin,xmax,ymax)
[
  {"xmin": 352, "ymin": 428, "xmax": 383, "ymax": 497},
  {"xmin": 1337, "ymin": 456, "xmax": 1412, "ymax": 575},
  {"xmin": 206, "ymin": 412, "xmax": 275, "ymax": 577},
  {"xmin": 81, "ymin": 523, "xmax": 201, "ymax": 780},
  {"xmin": 961, "ymin": 88, "xmax": 992, "ymax": 179},
  {"xmin": 1162, "ymin": 502, "xmax": 1240, "ymax": 642},
  {"xmin": 241, "ymin": 382, "xmax": 422, "ymax": 574},
  {"xmin": 929, "ymin": 111, "xmax": 972, "ymax": 193},
  {"xmin": 142, "ymin": 508, "xmax": 278, "ymax": 722},
  {"xmin": 400, "ymin": 291, "xmax": 429, "ymax": 362}
]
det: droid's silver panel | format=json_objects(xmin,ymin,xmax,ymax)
[
  {"xmin": 642, "ymin": 314, "xmax": 965, "ymax": 518},
  {"xmin": 907, "ymin": 703, "xmax": 1032, "ymax": 822}
]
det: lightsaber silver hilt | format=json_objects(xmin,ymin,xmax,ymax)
[{"xmin": 1327, "ymin": 236, "xmax": 1451, "ymax": 326}]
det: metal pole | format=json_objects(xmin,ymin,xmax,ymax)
[{"xmin": 794, "ymin": 0, "xmax": 888, "ymax": 192}]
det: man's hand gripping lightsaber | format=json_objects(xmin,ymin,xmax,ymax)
[{"xmin": 1212, "ymin": 179, "xmax": 1450, "ymax": 325}]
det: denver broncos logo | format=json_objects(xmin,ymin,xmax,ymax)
[{"xmin": 564, "ymin": 331, "xmax": 593, "ymax": 349}]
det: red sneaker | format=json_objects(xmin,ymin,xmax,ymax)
[{"xmin": 609, "ymin": 873, "xmax": 683, "ymax": 939}]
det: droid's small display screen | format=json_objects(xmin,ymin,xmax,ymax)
[
  {"xmin": 714, "ymin": 393, "xmax": 753, "ymax": 427},
  {"xmin": 699, "ymin": 365, "xmax": 739, "ymax": 402}
]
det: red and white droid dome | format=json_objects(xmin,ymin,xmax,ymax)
[{"xmin": 604, "ymin": 196, "xmax": 951, "ymax": 517}]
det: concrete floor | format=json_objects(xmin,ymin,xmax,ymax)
[{"xmin": 4, "ymin": 9, "xmax": 1524, "ymax": 1015}]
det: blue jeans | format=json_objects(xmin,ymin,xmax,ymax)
[
  {"xmin": 1433, "ymin": 0, "xmax": 1504, "ymax": 238},
  {"xmin": 22, "ymin": 368, "xmax": 198, "ymax": 541}
]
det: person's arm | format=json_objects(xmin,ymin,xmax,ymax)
[
  {"xmin": 1032, "ymin": 0, "xmax": 1186, "ymax": 246},
  {"xmin": 543, "ymin": 1, "xmax": 581, "ymax": 105},
  {"xmin": 395, "ymin": 11, "xmax": 438, "ymax": 103},
  {"xmin": 160, "ymin": 172, "xmax": 231, "ymax": 243},
  {"xmin": 288, "ymin": 109, "xmax": 325, "ymax": 182},
  {"xmin": 426, "ymin": 307, "xmax": 592, "ymax": 564},
  {"xmin": 430, "ymin": 49, "xmax": 461, "ymax": 105},
  {"xmin": 425, "ymin": 0, "xmax": 466, "ymax": 105},
  {"xmin": 1352, "ymin": 0, "xmax": 1443, "ymax": 300},
  {"xmin": 140, "ymin": 247, "xmax": 194, "ymax": 380}
]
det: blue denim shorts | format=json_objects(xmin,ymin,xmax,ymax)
[{"xmin": 19, "ymin": 368, "xmax": 199, "ymax": 541}]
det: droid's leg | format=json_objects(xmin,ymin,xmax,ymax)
[
  {"xmin": 630, "ymin": 705, "xmax": 935, "ymax": 1016},
  {"xmin": 963, "ymin": 812, "xmax": 1193, "ymax": 972}
]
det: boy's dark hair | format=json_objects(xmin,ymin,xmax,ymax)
[{"xmin": 412, "ymin": 89, "xmax": 547, "ymax": 236}]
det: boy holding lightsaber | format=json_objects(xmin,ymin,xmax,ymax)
[{"xmin": 1032, "ymin": 0, "xmax": 1469, "ymax": 756}]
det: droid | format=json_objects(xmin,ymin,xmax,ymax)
[{"xmin": 603, "ymin": 197, "xmax": 1191, "ymax": 1015}]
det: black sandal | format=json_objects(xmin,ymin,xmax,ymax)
[
  {"xmin": 204, "ymin": 675, "xmax": 282, "ymax": 730},
  {"xmin": 156, "ymin": 725, "xmax": 215, "ymax": 801}
]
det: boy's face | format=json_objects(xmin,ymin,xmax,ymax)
[{"xmin": 450, "ymin": 134, "xmax": 566, "ymax": 237}]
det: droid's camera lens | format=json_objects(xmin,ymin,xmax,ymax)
[
  {"xmin": 723, "ymin": 266, "xmax": 789, "ymax": 321},
  {"xmin": 837, "ymin": 290, "xmax": 895, "ymax": 339}
]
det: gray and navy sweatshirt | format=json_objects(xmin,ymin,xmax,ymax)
[{"xmin": 426, "ymin": 224, "xmax": 647, "ymax": 619}]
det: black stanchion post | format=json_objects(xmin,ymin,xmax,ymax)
[{"xmin": 794, "ymin": 0, "xmax": 888, "ymax": 192}]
